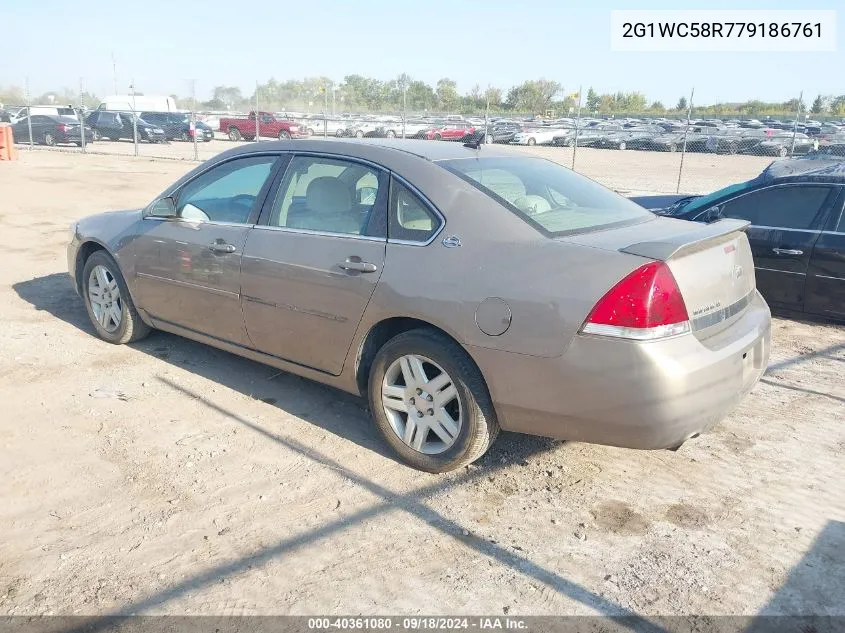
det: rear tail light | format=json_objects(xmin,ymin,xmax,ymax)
[
  {"xmin": 580, "ymin": 261, "xmax": 690, "ymax": 340},
  {"xmin": 57, "ymin": 124, "xmax": 69, "ymax": 133}
]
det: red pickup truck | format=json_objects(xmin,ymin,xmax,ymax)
[{"xmin": 219, "ymin": 111, "xmax": 307, "ymax": 141}]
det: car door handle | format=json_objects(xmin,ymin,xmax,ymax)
[
  {"xmin": 208, "ymin": 242, "xmax": 236, "ymax": 254},
  {"xmin": 338, "ymin": 259, "xmax": 378, "ymax": 273},
  {"xmin": 772, "ymin": 248, "xmax": 803, "ymax": 256}
]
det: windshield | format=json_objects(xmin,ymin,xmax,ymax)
[{"xmin": 440, "ymin": 156, "xmax": 652, "ymax": 236}]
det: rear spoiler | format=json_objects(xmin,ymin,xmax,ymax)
[{"xmin": 619, "ymin": 218, "xmax": 750, "ymax": 261}]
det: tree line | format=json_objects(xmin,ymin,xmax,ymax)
[{"xmin": 2, "ymin": 77, "xmax": 844, "ymax": 118}]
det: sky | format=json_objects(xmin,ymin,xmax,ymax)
[{"xmin": 4, "ymin": 0, "xmax": 842, "ymax": 107}]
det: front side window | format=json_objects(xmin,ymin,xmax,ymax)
[
  {"xmin": 269, "ymin": 156, "xmax": 382, "ymax": 236},
  {"xmin": 720, "ymin": 185, "xmax": 832, "ymax": 229},
  {"xmin": 440, "ymin": 156, "xmax": 651, "ymax": 236},
  {"xmin": 177, "ymin": 156, "xmax": 277, "ymax": 224}
]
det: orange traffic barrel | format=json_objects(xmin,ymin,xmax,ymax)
[{"xmin": 0, "ymin": 123, "xmax": 18, "ymax": 161}]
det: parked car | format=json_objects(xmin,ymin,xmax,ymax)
[
  {"xmin": 511, "ymin": 127, "xmax": 563, "ymax": 146},
  {"xmin": 631, "ymin": 155, "xmax": 845, "ymax": 320},
  {"xmin": 9, "ymin": 105, "xmax": 77, "ymax": 124},
  {"xmin": 756, "ymin": 132, "xmax": 818, "ymax": 157},
  {"xmin": 344, "ymin": 120, "xmax": 385, "ymax": 138},
  {"xmin": 219, "ymin": 111, "xmax": 306, "ymax": 141},
  {"xmin": 12, "ymin": 114, "xmax": 93, "ymax": 146},
  {"xmin": 424, "ymin": 123, "xmax": 476, "ymax": 141},
  {"xmin": 85, "ymin": 111, "xmax": 167, "ymax": 143},
  {"xmin": 140, "ymin": 112, "xmax": 214, "ymax": 142},
  {"xmin": 483, "ymin": 122, "xmax": 523, "ymax": 144},
  {"xmin": 68, "ymin": 139, "xmax": 770, "ymax": 472}
]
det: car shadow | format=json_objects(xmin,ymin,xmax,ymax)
[{"xmin": 12, "ymin": 273, "xmax": 557, "ymax": 469}]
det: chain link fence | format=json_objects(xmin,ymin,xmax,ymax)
[{"xmin": 3, "ymin": 79, "xmax": 844, "ymax": 196}]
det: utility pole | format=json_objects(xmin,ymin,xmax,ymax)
[
  {"xmin": 324, "ymin": 84, "xmax": 328, "ymax": 138},
  {"xmin": 483, "ymin": 86, "xmax": 490, "ymax": 144},
  {"xmin": 111, "ymin": 53, "xmax": 118, "ymax": 95},
  {"xmin": 790, "ymin": 90, "xmax": 803, "ymax": 157},
  {"xmin": 254, "ymin": 81, "xmax": 260, "ymax": 142},
  {"xmin": 191, "ymin": 79, "xmax": 198, "ymax": 161},
  {"xmin": 25, "ymin": 76, "xmax": 33, "ymax": 149},
  {"xmin": 402, "ymin": 82, "xmax": 408, "ymax": 139},
  {"xmin": 676, "ymin": 87, "xmax": 695, "ymax": 193},
  {"xmin": 130, "ymin": 79, "xmax": 138, "ymax": 157},
  {"xmin": 571, "ymin": 85, "xmax": 583, "ymax": 169},
  {"xmin": 79, "ymin": 78, "xmax": 86, "ymax": 153}
]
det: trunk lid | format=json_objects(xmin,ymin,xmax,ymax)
[{"xmin": 561, "ymin": 216, "xmax": 756, "ymax": 339}]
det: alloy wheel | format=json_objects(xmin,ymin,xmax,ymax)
[
  {"xmin": 88, "ymin": 265, "xmax": 122, "ymax": 333},
  {"xmin": 381, "ymin": 354, "xmax": 462, "ymax": 455}
]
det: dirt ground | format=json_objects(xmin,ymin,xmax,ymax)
[
  {"xmin": 0, "ymin": 151, "xmax": 843, "ymax": 618},
  {"xmin": 15, "ymin": 135, "xmax": 776, "ymax": 196}
]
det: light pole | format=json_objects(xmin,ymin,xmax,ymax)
[
  {"xmin": 332, "ymin": 86, "xmax": 338, "ymax": 118},
  {"xmin": 402, "ymin": 83, "xmax": 408, "ymax": 139},
  {"xmin": 129, "ymin": 80, "xmax": 138, "ymax": 157}
]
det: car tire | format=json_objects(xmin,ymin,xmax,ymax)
[
  {"xmin": 565, "ymin": 137, "xmax": 575, "ymax": 147},
  {"xmin": 335, "ymin": 129, "xmax": 344, "ymax": 137},
  {"xmin": 81, "ymin": 250, "xmax": 151, "ymax": 345},
  {"xmin": 92, "ymin": 130, "xmax": 101, "ymax": 141},
  {"xmin": 618, "ymin": 141, "xmax": 626, "ymax": 150},
  {"xmin": 228, "ymin": 127, "xmax": 242, "ymax": 142},
  {"xmin": 668, "ymin": 143, "xmax": 678, "ymax": 152},
  {"xmin": 434, "ymin": 133, "xmax": 442, "ymax": 141},
  {"xmin": 43, "ymin": 133, "xmax": 56, "ymax": 146},
  {"xmin": 386, "ymin": 130, "xmax": 396, "ymax": 138},
  {"xmin": 485, "ymin": 134, "xmax": 494, "ymax": 144},
  {"xmin": 778, "ymin": 146, "xmax": 789, "ymax": 157},
  {"xmin": 180, "ymin": 131, "xmax": 189, "ymax": 142},
  {"xmin": 306, "ymin": 128, "xmax": 315, "ymax": 136},
  {"xmin": 727, "ymin": 142, "xmax": 738, "ymax": 155},
  {"xmin": 527, "ymin": 137, "xmax": 536, "ymax": 146},
  {"xmin": 279, "ymin": 130, "xmax": 291, "ymax": 140},
  {"xmin": 355, "ymin": 130, "xmax": 364, "ymax": 138},
  {"xmin": 367, "ymin": 328, "xmax": 499, "ymax": 473},
  {"xmin": 75, "ymin": 142, "xmax": 83, "ymax": 147}
]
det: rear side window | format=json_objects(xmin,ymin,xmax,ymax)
[
  {"xmin": 389, "ymin": 180, "xmax": 441, "ymax": 243},
  {"xmin": 440, "ymin": 156, "xmax": 651, "ymax": 236},
  {"xmin": 720, "ymin": 185, "xmax": 831, "ymax": 229}
]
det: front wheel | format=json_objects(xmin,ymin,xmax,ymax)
[
  {"xmin": 92, "ymin": 130, "xmax": 101, "ymax": 141},
  {"xmin": 180, "ymin": 131, "xmax": 189, "ymax": 142},
  {"xmin": 278, "ymin": 130, "xmax": 291, "ymax": 140},
  {"xmin": 82, "ymin": 251, "xmax": 151, "ymax": 344},
  {"xmin": 368, "ymin": 329, "xmax": 499, "ymax": 473},
  {"xmin": 778, "ymin": 146, "xmax": 789, "ymax": 157},
  {"xmin": 385, "ymin": 129, "xmax": 396, "ymax": 138},
  {"xmin": 617, "ymin": 141, "xmax": 626, "ymax": 151},
  {"xmin": 355, "ymin": 130, "xmax": 364, "ymax": 138},
  {"xmin": 527, "ymin": 137, "xmax": 536, "ymax": 146},
  {"xmin": 228, "ymin": 127, "xmax": 242, "ymax": 142}
]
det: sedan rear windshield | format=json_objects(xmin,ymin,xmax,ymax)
[{"xmin": 439, "ymin": 156, "xmax": 652, "ymax": 236}]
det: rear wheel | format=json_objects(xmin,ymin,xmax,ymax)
[
  {"xmin": 335, "ymin": 129, "xmax": 344, "ymax": 137},
  {"xmin": 227, "ymin": 127, "xmax": 242, "ymax": 142},
  {"xmin": 355, "ymin": 129, "xmax": 364, "ymax": 138},
  {"xmin": 278, "ymin": 130, "xmax": 291, "ymax": 140},
  {"xmin": 82, "ymin": 250, "xmax": 151, "ymax": 345},
  {"xmin": 668, "ymin": 143, "xmax": 678, "ymax": 152},
  {"xmin": 92, "ymin": 130, "xmax": 101, "ymax": 141},
  {"xmin": 386, "ymin": 129, "xmax": 396, "ymax": 138},
  {"xmin": 433, "ymin": 133, "xmax": 442, "ymax": 141},
  {"xmin": 527, "ymin": 137, "xmax": 536, "ymax": 146},
  {"xmin": 778, "ymin": 146, "xmax": 789, "ymax": 157},
  {"xmin": 618, "ymin": 141, "xmax": 626, "ymax": 150},
  {"xmin": 43, "ymin": 133, "xmax": 56, "ymax": 146},
  {"xmin": 368, "ymin": 329, "xmax": 499, "ymax": 473}
]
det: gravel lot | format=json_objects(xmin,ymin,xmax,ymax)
[
  {"xmin": 14, "ymin": 135, "xmax": 776, "ymax": 195},
  {"xmin": 1, "ymin": 151, "xmax": 843, "ymax": 618}
]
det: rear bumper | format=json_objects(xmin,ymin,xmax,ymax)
[{"xmin": 470, "ymin": 291, "xmax": 771, "ymax": 449}]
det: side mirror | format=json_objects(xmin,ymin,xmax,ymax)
[
  {"xmin": 358, "ymin": 186, "xmax": 377, "ymax": 205},
  {"xmin": 701, "ymin": 205, "xmax": 723, "ymax": 223},
  {"xmin": 148, "ymin": 196, "xmax": 178, "ymax": 218}
]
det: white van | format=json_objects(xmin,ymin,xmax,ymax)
[
  {"xmin": 97, "ymin": 95, "xmax": 178, "ymax": 113},
  {"xmin": 10, "ymin": 105, "xmax": 78, "ymax": 123}
]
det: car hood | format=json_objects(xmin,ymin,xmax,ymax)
[{"xmin": 76, "ymin": 209, "xmax": 144, "ymax": 249}]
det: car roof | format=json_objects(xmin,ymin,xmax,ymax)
[
  {"xmin": 218, "ymin": 138, "xmax": 519, "ymax": 164},
  {"xmin": 762, "ymin": 155, "xmax": 845, "ymax": 184}
]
